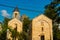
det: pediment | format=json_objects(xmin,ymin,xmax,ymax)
[
  {"xmin": 33, "ymin": 14, "xmax": 52, "ymax": 23},
  {"xmin": 8, "ymin": 18, "xmax": 22, "ymax": 26}
]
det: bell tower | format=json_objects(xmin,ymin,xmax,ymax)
[
  {"xmin": 13, "ymin": 7, "xmax": 20, "ymax": 19},
  {"xmin": 7, "ymin": 7, "xmax": 22, "ymax": 40}
]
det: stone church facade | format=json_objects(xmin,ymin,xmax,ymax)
[
  {"xmin": 31, "ymin": 14, "xmax": 53, "ymax": 40},
  {"xmin": 7, "ymin": 7, "xmax": 53, "ymax": 40},
  {"xmin": 7, "ymin": 7, "xmax": 22, "ymax": 40}
]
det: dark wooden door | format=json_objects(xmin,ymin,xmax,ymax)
[{"xmin": 41, "ymin": 35, "xmax": 44, "ymax": 40}]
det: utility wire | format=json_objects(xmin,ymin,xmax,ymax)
[{"xmin": 0, "ymin": 4, "xmax": 43, "ymax": 13}]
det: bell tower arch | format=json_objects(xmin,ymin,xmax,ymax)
[{"xmin": 12, "ymin": 7, "xmax": 20, "ymax": 19}]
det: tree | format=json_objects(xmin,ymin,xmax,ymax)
[
  {"xmin": 22, "ymin": 15, "xmax": 31, "ymax": 32},
  {"xmin": 9, "ymin": 28, "xmax": 28, "ymax": 40},
  {"xmin": 0, "ymin": 17, "xmax": 10, "ymax": 40},
  {"xmin": 18, "ymin": 31, "xmax": 29, "ymax": 40},
  {"xmin": 44, "ymin": 0, "xmax": 60, "ymax": 40},
  {"xmin": 22, "ymin": 14, "xmax": 31, "ymax": 40},
  {"xmin": 44, "ymin": 0, "xmax": 60, "ymax": 21}
]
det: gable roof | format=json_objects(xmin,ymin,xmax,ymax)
[
  {"xmin": 13, "ymin": 7, "xmax": 19, "ymax": 12},
  {"xmin": 8, "ymin": 18, "xmax": 22, "ymax": 25},
  {"xmin": 33, "ymin": 14, "xmax": 52, "ymax": 22}
]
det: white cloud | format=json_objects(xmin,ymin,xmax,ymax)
[{"xmin": 1, "ymin": 10, "xmax": 10, "ymax": 17}]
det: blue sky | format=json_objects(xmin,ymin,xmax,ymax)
[{"xmin": 0, "ymin": 0, "xmax": 52, "ymax": 22}]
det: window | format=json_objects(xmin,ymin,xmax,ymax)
[
  {"xmin": 14, "ymin": 24, "xmax": 17, "ymax": 31},
  {"xmin": 42, "ymin": 27, "xmax": 43, "ymax": 31},
  {"xmin": 15, "ymin": 13, "xmax": 17, "ymax": 17}
]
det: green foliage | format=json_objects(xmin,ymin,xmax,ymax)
[
  {"xmin": 53, "ymin": 25, "xmax": 60, "ymax": 40},
  {"xmin": 44, "ymin": 0, "xmax": 60, "ymax": 20},
  {"xmin": 18, "ymin": 31, "xmax": 29, "ymax": 40},
  {"xmin": 8, "ymin": 28, "xmax": 20, "ymax": 40},
  {"xmin": 44, "ymin": 0, "xmax": 60, "ymax": 40},
  {"xmin": 9, "ymin": 28, "xmax": 29, "ymax": 40},
  {"xmin": 23, "ymin": 15, "xmax": 31, "ymax": 32},
  {"xmin": 0, "ymin": 17, "xmax": 10, "ymax": 40},
  {"xmin": 22, "ymin": 15, "xmax": 31, "ymax": 40}
]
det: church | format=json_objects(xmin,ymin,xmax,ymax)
[
  {"xmin": 7, "ymin": 7, "xmax": 22, "ymax": 40},
  {"xmin": 31, "ymin": 14, "xmax": 53, "ymax": 40},
  {"xmin": 7, "ymin": 7, "xmax": 53, "ymax": 40}
]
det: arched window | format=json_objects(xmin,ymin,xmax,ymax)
[
  {"xmin": 15, "ymin": 13, "xmax": 17, "ymax": 18},
  {"xmin": 14, "ymin": 24, "xmax": 17, "ymax": 31},
  {"xmin": 42, "ymin": 27, "xmax": 43, "ymax": 31}
]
